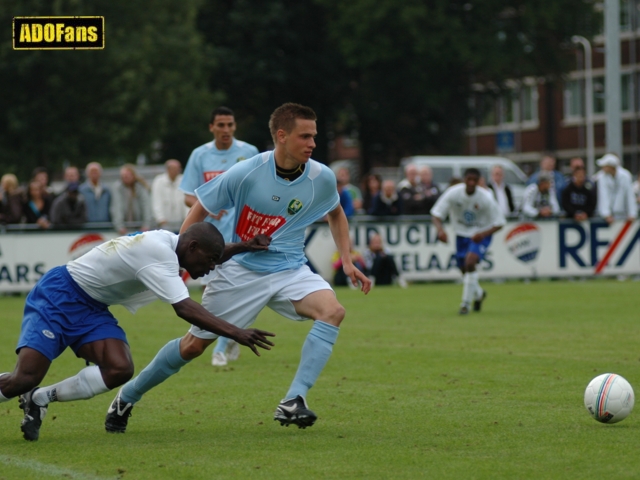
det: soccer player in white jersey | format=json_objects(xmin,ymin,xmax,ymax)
[
  {"xmin": 0, "ymin": 224, "xmax": 274, "ymax": 441},
  {"xmin": 430, "ymin": 168, "xmax": 506, "ymax": 315},
  {"xmin": 107, "ymin": 103, "xmax": 371, "ymax": 431},
  {"xmin": 181, "ymin": 106, "xmax": 260, "ymax": 367}
]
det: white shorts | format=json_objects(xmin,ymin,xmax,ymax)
[{"xmin": 188, "ymin": 260, "xmax": 333, "ymax": 340}]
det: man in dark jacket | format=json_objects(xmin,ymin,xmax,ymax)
[
  {"xmin": 50, "ymin": 182, "xmax": 87, "ymax": 227},
  {"xmin": 561, "ymin": 166, "xmax": 596, "ymax": 221}
]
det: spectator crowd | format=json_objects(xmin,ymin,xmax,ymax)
[
  {"xmin": 0, "ymin": 160, "xmax": 188, "ymax": 232},
  {"xmin": 4, "ymin": 152, "xmax": 637, "ymax": 232},
  {"xmin": 338, "ymin": 152, "xmax": 639, "ymax": 224}
]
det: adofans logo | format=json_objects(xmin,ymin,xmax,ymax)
[{"xmin": 13, "ymin": 16, "xmax": 104, "ymax": 50}]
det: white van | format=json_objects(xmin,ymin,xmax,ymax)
[{"xmin": 398, "ymin": 155, "xmax": 529, "ymax": 207}]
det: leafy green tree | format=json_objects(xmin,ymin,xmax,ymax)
[
  {"xmin": 0, "ymin": 0, "xmax": 215, "ymax": 179},
  {"xmin": 318, "ymin": 0, "xmax": 601, "ymax": 169}
]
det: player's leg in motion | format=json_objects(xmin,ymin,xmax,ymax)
[
  {"xmin": 275, "ymin": 290, "xmax": 344, "ymax": 429},
  {"xmin": 1, "ymin": 339, "xmax": 132, "ymax": 441},
  {"xmin": 460, "ymin": 251, "xmax": 482, "ymax": 315},
  {"xmin": 106, "ymin": 335, "xmax": 213, "ymax": 432}
]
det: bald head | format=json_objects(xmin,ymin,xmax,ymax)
[
  {"xmin": 177, "ymin": 222, "xmax": 226, "ymax": 279},
  {"xmin": 165, "ymin": 159, "xmax": 182, "ymax": 181}
]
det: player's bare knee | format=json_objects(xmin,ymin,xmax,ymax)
[
  {"xmin": 320, "ymin": 303, "xmax": 345, "ymax": 326},
  {"xmin": 179, "ymin": 335, "xmax": 211, "ymax": 360},
  {"xmin": 102, "ymin": 362, "xmax": 134, "ymax": 389}
]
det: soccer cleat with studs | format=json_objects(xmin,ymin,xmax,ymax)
[
  {"xmin": 19, "ymin": 388, "xmax": 47, "ymax": 441},
  {"xmin": 105, "ymin": 389, "xmax": 134, "ymax": 433},
  {"xmin": 473, "ymin": 290, "xmax": 487, "ymax": 312},
  {"xmin": 274, "ymin": 395, "xmax": 317, "ymax": 429},
  {"xmin": 458, "ymin": 304, "xmax": 469, "ymax": 315}
]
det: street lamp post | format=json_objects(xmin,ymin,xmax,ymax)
[{"xmin": 572, "ymin": 35, "xmax": 595, "ymax": 177}]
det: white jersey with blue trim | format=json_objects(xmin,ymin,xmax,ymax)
[
  {"xmin": 195, "ymin": 151, "xmax": 340, "ymax": 273},
  {"xmin": 430, "ymin": 184, "xmax": 506, "ymax": 237},
  {"xmin": 66, "ymin": 230, "xmax": 190, "ymax": 313},
  {"xmin": 181, "ymin": 138, "xmax": 259, "ymax": 241}
]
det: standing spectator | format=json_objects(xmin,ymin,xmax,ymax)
[
  {"xmin": 371, "ymin": 180, "xmax": 403, "ymax": 216},
  {"xmin": 364, "ymin": 234, "xmax": 405, "ymax": 287},
  {"xmin": 526, "ymin": 153, "xmax": 566, "ymax": 204},
  {"xmin": 22, "ymin": 180, "xmax": 52, "ymax": 229},
  {"xmin": 595, "ymin": 153, "xmax": 638, "ymax": 224},
  {"xmin": 335, "ymin": 167, "xmax": 363, "ymax": 212},
  {"xmin": 398, "ymin": 163, "xmax": 426, "ymax": 214},
  {"xmin": 337, "ymin": 179, "xmax": 354, "ymax": 218},
  {"xmin": 110, "ymin": 164, "xmax": 152, "ymax": 235},
  {"xmin": 418, "ymin": 166, "xmax": 441, "ymax": 214},
  {"xmin": 180, "ymin": 106, "xmax": 259, "ymax": 367},
  {"xmin": 521, "ymin": 173, "xmax": 560, "ymax": 218},
  {"xmin": 362, "ymin": 173, "xmax": 382, "ymax": 214},
  {"xmin": 79, "ymin": 162, "xmax": 111, "ymax": 223},
  {"xmin": 561, "ymin": 166, "xmax": 597, "ymax": 221},
  {"xmin": 487, "ymin": 165, "xmax": 515, "ymax": 215},
  {"xmin": 31, "ymin": 167, "xmax": 54, "ymax": 197},
  {"xmin": 0, "ymin": 174, "xmax": 24, "ymax": 224},
  {"xmin": 50, "ymin": 182, "xmax": 87, "ymax": 227},
  {"xmin": 632, "ymin": 171, "xmax": 640, "ymax": 207},
  {"xmin": 64, "ymin": 166, "xmax": 81, "ymax": 185},
  {"xmin": 151, "ymin": 159, "xmax": 188, "ymax": 230}
]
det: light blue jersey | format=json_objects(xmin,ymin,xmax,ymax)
[
  {"xmin": 181, "ymin": 138, "xmax": 259, "ymax": 241},
  {"xmin": 195, "ymin": 151, "xmax": 340, "ymax": 273}
]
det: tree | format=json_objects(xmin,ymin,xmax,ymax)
[
  {"xmin": 0, "ymin": 0, "xmax": 215, "ymax": 179},
  {"xmin": 318, "ymin": 0, "xmax": 601, "ymax": 170}
]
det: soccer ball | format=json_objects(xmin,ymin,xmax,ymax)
[{"xmin": 584, "ymin": 373, "xmax": 635, "ymax": 423}]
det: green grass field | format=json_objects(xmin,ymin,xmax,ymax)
[{"xmin": 1, "ymin": 279, "xmax": 639, "ymax": 479}]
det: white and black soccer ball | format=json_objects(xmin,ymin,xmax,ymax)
[{"xmin": 584, "ymin": 373, "xmax": 635, "ymax": 424}]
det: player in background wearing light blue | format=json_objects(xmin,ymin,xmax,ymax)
[
  {"xmin": 107, "ymin": 103, "xmax": 371, "ymax": 431},
  {"xmin": 181, "ymin": 106, "xmax": 260, "ymax": 367}
]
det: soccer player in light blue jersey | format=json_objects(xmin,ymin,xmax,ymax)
[
  {"xmin": 107, "ymin": 103, "xmax": 371, "ymax": 431},
  {"xmin": 181, "ymin": 106, "xmax": 260, "ymax": 366}
]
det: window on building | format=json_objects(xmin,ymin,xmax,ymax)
[
  {"xmin": 621, "ymin": 72, "xmax": 633, "ymax": 111},
  {"xmin": 477, "ymin": 94, "xmax": 497, "ymax": 127},
  {"xmin": 593, "ymin": 76, "xmax": 606, "ymax": 114},
  {"xmin": 499, "ymin": 91, "xmax": 515, "ymax": 124},
  {"xmin": 521, "ymin": 84, "xmax": 537, "ymax": 122},
  {"xmin": 564, "ymin": 79, "xmax": 583, "ymax": 118}
]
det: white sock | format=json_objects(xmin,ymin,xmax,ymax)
[
  {"xmin": 469, "ymin": 271, "xmax": 482, "ymax": 299},
  {"xmin": 0, "ymin": 373, "xmax": 9, "ymax": 402},
  {"xmin": 32, "ymin": 366, "xmax": 109, "ymax": 406},
  {"xmin": 462, "ymin": 273, "xmax": 474, "ymax": 306}
]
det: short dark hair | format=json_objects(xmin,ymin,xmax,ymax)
[
  {"xmin": 210, "ymin": 106, "xmax": 235, "ymax": 124},
  {"xmin": 182, "ymin": 222, "xmax": 225, "ymax": 256},
  {"xmin": 31, "ymin": 166, "xmax": 49, "ymax": 179},
  {"xmin": 464, "ymin": 168, "xmax": 481, "ymax": 178},
  {"xmin": 269, "ymin": 103, "xmax": 317, "ymax": 141}
]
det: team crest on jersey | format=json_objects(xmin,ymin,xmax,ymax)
[{"xmin": 287, "ymin": 199, "xmax": 303, "ymax": 215}]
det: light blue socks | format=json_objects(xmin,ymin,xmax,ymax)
[
  {"xmin": 120, "ymin": 338, "xmax": 190, "ymax": 404},
  {"xmin": 213, "ymin": 336, "xmax": 229, "ymax": 354},
  {"xmin": 285, "ymin": 320, "xmax": 339, "ymax": 400}
]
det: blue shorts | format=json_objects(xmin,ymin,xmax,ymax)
[
  {"xmin": 455, "ymin": 235, "xmax": 492, "ymax": 270},
  {"xmin": 16, "ymin": 266, "xmax": 128, "ymax": 361}
]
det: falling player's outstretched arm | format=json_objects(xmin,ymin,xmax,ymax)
[
  {"xmin": 327, "ymin": 205, "xmax": 372, "ymax": 294},
  {"xmin": 172, "ymin": 298, "xmax": 275, "ymax": 356}
]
